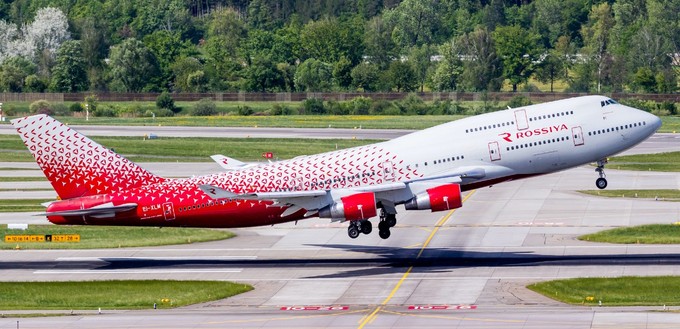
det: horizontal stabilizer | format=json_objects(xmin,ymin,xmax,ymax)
[
  {"xmin": 210, "ymin": 155, "xmax": 253, "ymax": 170},
  {"xmin": 40, "ymin": 202, "xmax": 137, "ymax": 217}
]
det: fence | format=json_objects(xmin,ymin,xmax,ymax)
[{"xmin": 0, "ymin": 92, "xmax": 678, "ymax": 103}]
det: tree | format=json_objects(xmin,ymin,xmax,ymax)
[
  {"xmin": 299, "ymin": 18, "xmax": 363, "ymax": 64},
  {"xmin": 351, "ymin": 62, "xmax": 380, "ymax": 91},
  {"xmin": 579, "ymin": 2, "xmax": 615, "ymax": 93},
  {"xmin": 108, "ymin": 38, "xmax": 159, "ymax": 92},
  {"xmin": 243, "ymin": 56, "xmax": 285, "ymax": 92},
  {"xmin": 333, "ymin": 56, "xmax": 353, "ymax": 89},
  {"xmin": 171, "ymin": 57, "xmax": 203, "ymax": 92},
  {"xmin": 131, "ymin": 0, "xmax": 190, "ymax": 37},
  {"xmin": 363, "ymin": 16, "xmax": 396, "ymax": 69},
  {"xmin": 49, "ymin": 40, "xmax": 88, "ymax": 92},
  {"xmin": 386, "ymin": 61, "xmax": 417, "ymax": 92},
  {"xmin": 430, "ymin": 39, "xmax": 463, "ymax": 91},
  {"xmin": 534, "ymin": 51, "xmax": 563, "ymax": 92},
  {"xmin": 294, "ymin": 58, "xmax": 333, "ymax": 91},
  {"xmin": 0, "ymin": 56, "xmax": 36, "ymax": 92},
  {"xmin": 408, "ymin": 44, "xmax": 433, "ymax": 92},
  {"xmin": 493, "ymin": 25, "xmax": 541, "ymax": 92},
  {"xmin": 22, "ymin": 7, "xmax": 71, "ymax": 61},
  {"xmin": 143, "ymin": 30, "xmax": 192, "ymax": 90},
  {"xmin": 458, "ymin": 27, "xmax": 502, "ymax": 92},
  {"xmin": 382, "ymin": 0, "xmax": 444, "ymax": 51}
]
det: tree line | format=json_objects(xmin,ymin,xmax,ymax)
[{"xmin": 0, "ymin": 0, "xmax": 677, "ymax": 95}]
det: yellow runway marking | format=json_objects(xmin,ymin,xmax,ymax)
[{"xmin": 357, "ymin": 190, "xmax": 477, "ymax": 329}]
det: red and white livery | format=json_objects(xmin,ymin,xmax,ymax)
[{"xmin": 12, "ymin": 96, "xmax": 661, "ymax": 239}]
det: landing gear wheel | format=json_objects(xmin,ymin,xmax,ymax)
[
  {"xmin": 378, "ymin": 220, "xmax": 391, "ymax": 239},
  {"xmin": 385, "ymin": 214, "xmax": 396, "ymax": 228},
  {"xmin": 595, "ymin": 159, "xmax": 608, "ymax": 190},
  {"xmin": 378, "ymin": 228, "xmax": 391, "ymax": 239},
  {"xmin": 360, "ymin": 220, "xmax": 372, "ymax": 235},
  {"xmin": 347, "ymin": 224, "xmax": 360, "ymax": 239},
  {"xmin": 596, "ymin": 177, "xmax": 608, "ymax": 190}
]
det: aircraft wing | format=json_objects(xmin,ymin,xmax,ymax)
[{"xmin": 199, "ymin": 166, "xmax": 490, "ymax": 218}]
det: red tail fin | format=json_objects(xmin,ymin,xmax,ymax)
[{"xmin": 12, "ymin": 115, "xmax": 164, "ymax": 199}]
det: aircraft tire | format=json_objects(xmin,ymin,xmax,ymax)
[
  {"xmin": 379, "ymin": 229, "xmax": 391, "ymax": 239},
  {"xmin": 596, "ymin": 177, "xmax": 608, "ymax": 190},
  {"xmin": 386, "ymin": 214, "xmax": 397, "ymax": 227},
  {"xmin": 361, "ymin": 220, "xmax": 372, "ymax": 235},
  {"xmin": 348, "ymin": 225, "xmax": 360, "ymax": 239}
]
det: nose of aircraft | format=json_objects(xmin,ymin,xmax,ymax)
[{"xmin": 647, "ymin": 111, "xmax": 662, "ymax": 133}]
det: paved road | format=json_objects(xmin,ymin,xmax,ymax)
[{"xmin": 0, "ymin": 131, "xmax": 679, "ymax": 328}]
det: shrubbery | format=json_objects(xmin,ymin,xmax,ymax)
[
  {"xmin": 29, "ymin": 100, "xmax": 53, "ymax": 115},
  {"xmin": 191, "ymin": 98, "xmax": 217, "ymax": 116}
]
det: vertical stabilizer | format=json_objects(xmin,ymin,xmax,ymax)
[{"xmin": 12, "ymin": 115, "xmax": 164, "ymax": 199}]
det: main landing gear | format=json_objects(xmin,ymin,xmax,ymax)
[
  {"xmin": 595, "ymin": 159, "xmax": 608, "ymax": 190},
  {"xmin": 347, "ymin": 219, "xmax": 372, "ymax": 239},
  {"xmin": 346, "ymin": 208, "xmax": 397, "ymax": 240}
]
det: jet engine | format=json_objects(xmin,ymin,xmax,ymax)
[
  {"xmin": 319, "ymin": 192, "xmax": 377, "ymax": 221},
  {"xmin": 404, "ymin": 184, "xmax": 462, "ymax": 212}
]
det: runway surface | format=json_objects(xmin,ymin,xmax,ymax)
[{"xmin": 0, "ymin": 132, "xmax": 679, "ymax": 328}]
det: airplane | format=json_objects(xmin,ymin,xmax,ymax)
[{"xmin": 12, "ymin": 95, "xmax": 661, "ymax": 239}]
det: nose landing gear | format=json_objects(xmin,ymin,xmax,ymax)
[{"xmin": 595, "ymin": 159, "xmax": 608, "ymax": 189}]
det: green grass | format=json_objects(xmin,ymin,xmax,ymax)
[
  {"xmin": 0, "ymin": 134, "xmax": 376, "ymax": 162},
  {"xmin": 0, "ymin": 280, "xmax": 253, "ymax": 310},
  {"xmin": 0, "ymin": 176, "xmax": 46, "ymax": 182},
  {"xmin": 607, "ymin": 152, "xmax": 680, "ymax": 172},
  {"xmin": 0, "ymin": 199, "xmax": 52, "ymax": 212},
  {"xmin": 579, "ymin": 224, "xmax": 680, "ymax": 244},
  {"xmin": 1, "ymin": 225, "xmax": 234, "ymax": 249},
  {"xmin": 528, "ymin": 276, "xmax": 680, "ymax": 306},
  {"xmin": 578, "ymin": 189, "xmax": 680, "ymax": 201}
]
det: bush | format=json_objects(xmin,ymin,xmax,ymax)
[
  {"xmin": 301, "ymin": 98, "xmax": 326, "ymax": 115},
  {"xmin": 397, "ymin": 93, "xmax": 428, "ymax": 115},
  {"xmin": 325, "ymin": 100, "xmax": 349, "ymax": 115},
  {"xmin": 370, "ymin": 100, "xmax": 394, "ymax": 115},
  {"xmin": 350, "ymin": 96, "xmax": 372, "ymax": 115},
  {"xmin": 69, "ymin": 103, "xmax": 84, "ymax": 112},
  {"xmin": 142, "ymin": 108, "xmax": 174, "ymax": 117},
  {"xmin": 29, "ymin": 100, "xmax": 52, "ymax": 115},
  {"xmin": 93, "ymin": 105, "xmax": 117, "ymax": 117},
  {"xmin": 237, "ymin": 105, "xmax": 254, "ymax": 116},
  {"xmin": 507, "ymin": 95, "xmax": 532, "ymax": 108},
  {"xmin": 156, "ymin": 92, "xmax": 178, "ymax": 113},
  {"xmin": 52, "ymin": 103, "xmax": 70, "ymax": 116},
  {"xmin": 84, "ymin": 94, "xmax": 98, "ymax": 113},
  {"xmin": 191, "ymin": 98, "xmax": 217, "ymax": 116},
  {"xmin": 271, "ymin": 104, "xmax": 296, "ymax": 115}
]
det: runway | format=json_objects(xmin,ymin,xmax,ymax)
[{"xmin": 0, "ymin": 133, "xmax": 679, "ymax": 328}]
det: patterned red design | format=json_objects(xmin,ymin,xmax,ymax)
[{"xmin": 13, "ymin": 115, "xmax": 423, "ymax": 228}]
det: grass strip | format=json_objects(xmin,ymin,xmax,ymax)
[
  {"xmin": 579, "ymin": 224, "xmax": 680, "ymax": 244},
  {"xmin": 0, "ymin": 135, "xmax": 376, "ymax": 162},
  {"xmin": 607, "ymin": 152, "xmax": 680, "ymax": 172},
  {"xmin": 0, "ymin": 280, "xmax": 253, "ymax": 310},
  {"xmin": 0, "ymin": 199, "xmax": 52, "ymax": 212},
  {"xmin": 0, "ymin": 177, "xmax": 46, "ymax": 182},
  {"xmin": 528, "ymin": 276, "xmax": 680, "ymax": 306},
  {"xmin": 578, "ymin": 189, "xmax": 680, "ymax": 201},
  {"xmin": 1, "ymin": 225, "xmax": 234, "ymax": 249}
]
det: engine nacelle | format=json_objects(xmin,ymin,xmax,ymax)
[
  {"xmin": 404, "ymin": 184, "xmax": 462, "ymax": 212},
  {"xmin": 318, "ymin": 192, "xmax": 377, "ymax": 221}
]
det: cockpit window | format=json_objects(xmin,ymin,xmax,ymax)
[{"xmin": 600, "ymin": 99, "xmax": 618, "ymax": 107}]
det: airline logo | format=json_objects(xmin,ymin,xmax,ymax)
[{"xmin": 499, "ymin": 124, "xmax": 568, "ymax": 142}]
